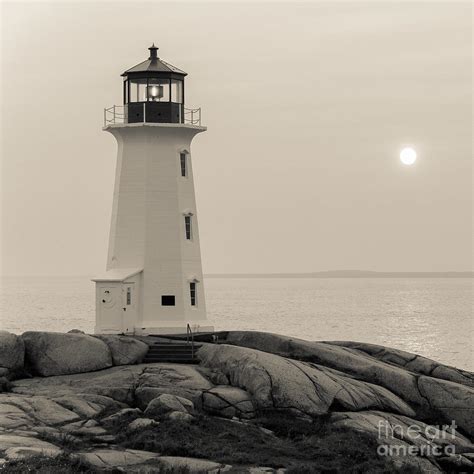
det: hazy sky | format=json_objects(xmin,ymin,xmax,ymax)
[{"xmin": 1, "ymin": 1, "xmax": 472, "ymax": 276}]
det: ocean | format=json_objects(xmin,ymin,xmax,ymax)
[{"xmin": 1, "ymin": 276, "xmax": 472, "ymax": 371}]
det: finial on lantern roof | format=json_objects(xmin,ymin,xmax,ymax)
[
  {"xmin": 148, "ymin": 44, "xmax": 159, "ymax": 60},
  {"xmin": 122, "ymin": 45, "xmax": 186, "ymax": 77}
]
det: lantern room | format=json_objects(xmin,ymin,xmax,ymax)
[{"xmin": 122, "ymin": 44, "xmax": 186, "ymax": 124}]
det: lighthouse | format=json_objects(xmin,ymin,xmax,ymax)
[{"xmin": 92, "ymin": 45, "xmax": 213, "ymax": 335}]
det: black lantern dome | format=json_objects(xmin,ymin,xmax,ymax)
[{"xmin": 122, "ymin": 45, "xmax": 186, "ymax": 124}]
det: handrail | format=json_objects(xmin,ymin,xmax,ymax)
[
  {"xmin": 186, "ymin": 323, "xmax": 195, "ymax": 359},
  {"xmin": 103, "ymin": 104, "xmax": 201, "ymax": 127},
  {"xmin": 184, "ymin": 107, "xmax": 201, "ymax": 125}
]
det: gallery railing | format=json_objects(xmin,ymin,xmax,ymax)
[{"xmin": 104, "ymin": 104, "xmax": 202, "ymax": 127}]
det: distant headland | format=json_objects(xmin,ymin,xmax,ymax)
[{"xmin": 206, "ymin": 270, "xmax": 473, "ymax": 278}]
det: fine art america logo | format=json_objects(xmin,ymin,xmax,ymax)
[{"xmin": 377, "ymin": 420, "xmax": 458, "ymax": 457}]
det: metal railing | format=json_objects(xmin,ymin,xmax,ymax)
[
  {"xmin": 184, "ymin": 107, "xmax": 201, "ymax": 126},
  {"xmin": 103, "ymin": 104, "xmax": 202, "ymax": 127},
  {"xmin": 186, "ymin": 323, "xmax": 195, "ymax": 359},
  {"xmin": 104, "ymin": 105, "xmax": 128, "ymax": 126}
]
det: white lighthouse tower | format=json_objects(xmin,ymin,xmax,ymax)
[{"xmin": 93, "ymin": 45, "xmax": 213, "ymax": 335}]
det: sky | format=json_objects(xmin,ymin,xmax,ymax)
[{"xmin": 1, "ymin": 1, "xmax": 472, "ymax": 276}]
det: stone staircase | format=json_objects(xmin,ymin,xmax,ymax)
[{"xmin": 143, "ymin": 341, "xmax": 201, "ymax": 364}]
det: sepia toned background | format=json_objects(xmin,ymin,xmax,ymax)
[{"xmin": 1, "ymin": 1, "xmax": 472, "ymax": 276}]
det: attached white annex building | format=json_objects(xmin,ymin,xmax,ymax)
[{"xmin": 93, "ymin": 45, "xmax": 213, "ymax": 335}]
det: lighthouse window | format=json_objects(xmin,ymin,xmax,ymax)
[
  {"xmin": 147, "ymin": 78, "xmax": 170, "ymax": 102},
  {"xmin": 185, "ymin": 215, "xmax": 192, "ymax": 240},
  {"xmin": 124, "ymin": 80, "xmax": 128, "ymax": 104},
  {"xmin": 190, "ymin": 282, "xmax": 197, "ymax": 306},
  {"xmin": 126, "ymin": 287, "xmax": 131, "ymax": 305},
  {"xmin": 171, "ymin": 80, "xmax": 183, "ymax": 104},
  {"xmin": 180, "ymin": 153, "xmax": 187, "ymax": 177},
  {"xmin": 161, "ymin": 295, "xmax": 175, "ymax": 306},
  {"xmin": 129, "ymin": 79, "xmax": 147, "ymax": 102}
]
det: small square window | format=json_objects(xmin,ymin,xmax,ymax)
[{"xmin": 161, "ymin": 295, "xmax": 175, "ymax": 306}]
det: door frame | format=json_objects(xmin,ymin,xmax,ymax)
[
  {"xmin": 97, "ymin": 284, "xmax": 122, "ymax": 333},
  {"xmin": 121, "ymin": 281, "xmax": 137, "ymax": 333}
]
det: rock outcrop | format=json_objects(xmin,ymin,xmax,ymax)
[
  {"xmin": 202, "ymin": 385, "xmax": 256, "ymax": 419},
  {"xmin": 0, "ymin": 331, "xmax": 24, "ymax": 375},
  {"xmin": 135, "ymin": 363, "xmax": 213, "ymax": 409},
  {"xmin": 330, "ymin": 340, "xmax": 474, "ymax": 387},
  {"xmin": 21, "ymin": 331, "xmax": 112, "ymax": 376},
  {"xmin": 220, "ymin": 331, "xmax": 474, "ymax": 436},
  {"xmin": 144, "ymin": 393, "xmax": 194, "ymax": 417},
  {"xmin": 126, "ymin": 417, "xmax": 159, "ymax": 432},
  {"xmin": 197, "ymin": 343, "xmax": 416, "ymax": 418},
  {"xmin": 73, "ymin": 449, "xmax": 162, "ymax": 470},
  {"xmin": 330, "ymin": 410, "xmax": 474, "ymax": 472},
  {"xmin": 74, "ymin": 449, "xmax": 231, "ymax": 473},
  {"xmin": 0, "ymin": 329, "xmax": 472, "ymax": 473},
  {"xmin": 93, "ymin": 335, "xmax": 149, "ymax": 366}
]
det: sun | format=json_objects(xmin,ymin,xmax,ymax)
[{"xmin": 400, "ymin": 147, "xmax": 417, "ymax": 166}]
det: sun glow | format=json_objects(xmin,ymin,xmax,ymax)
[{"xmin": 400, "ymin": 147, "xmax": 417, "ymax": 166}]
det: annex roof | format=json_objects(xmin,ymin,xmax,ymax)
[{"xmin": 91, "ymin": 268, "xmax": 143, "ymax": 282}]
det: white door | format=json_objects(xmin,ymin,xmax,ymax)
[
  {"xmin": 99, "ymin": 286, "xmax": 122, "ymax": 331},
  {"xmin": 121, "ymin": 282, "xmax": 136, "ymax": 333}
]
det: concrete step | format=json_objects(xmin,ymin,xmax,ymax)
[
  {"xmin": 150, "ymin": 342, "xmax": 193, "ymax": 346},
  {"xmin": 143, "ymin": 342, "xmax": 200, "ymax": 364},
  {"xmin": 149, "ymin": 347, "xmax": 194, "ymax": 352},
  {"xmin": 148, "ymin": 344, "xmax": 199, "ymax": 349},
  {"xmin": 147, "ymin": 349, "xmax": 196, "ymax": 354},
  {"xmin": 143, "ymin": 357, "xmax": 199, "ymax": 364},
  {"xmin": 147, "ymin": 352, "xmax": 197, "ymax": 357},
  {"xmin": 146, "ymin": 354, "xmax": 196, "ymax": 359}
]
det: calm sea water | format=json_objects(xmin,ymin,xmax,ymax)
[{"xmin": 1, "ymin": 276, "xmax": 472, "ymax": 371}]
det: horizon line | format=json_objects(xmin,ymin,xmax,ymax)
[
  {"xmin": 2, "ymin": 270, "xmax": 473, "ymax": 279},
  {"xmin": 205, "ymin": 270, "xmax": 474, "ymax": 278}
]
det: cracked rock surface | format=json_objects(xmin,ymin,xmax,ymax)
[
  {"xmin": 93, "ymin": 335, "xmax": 149, "ymax": 366},
  {"xmin": 202, "ymin": 385, "xmax": 256, "ymax": 419},
  {"xmin": 197, "ymin": 344, "xmax": 416, "ymax": 418},
  {"xmin": 0, "ymin": 329, "xmax": 472, "ymax": 473},
  {"xmin": 220, "ymin": 331, "xmax": 474, "ymax": 436}
]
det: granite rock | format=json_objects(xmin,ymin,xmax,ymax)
[
  {"xmin": 93, "ymin": 335, "xmax": 149, "ymax": 366},
  {"xmin": 0, "ymin": 331, "xmax": 24, "ymax": 372},
  {"xmin": 144, "ymin": 393, "xmax": 194, "ymax": 417},
  {"xmin": 202, "ymin": 386, "xmax": 256, "ymax": 419},
  {"xmin": 197, "ymin": 343, "xmax": 415, "ymax": 418},
  {"xmin": 21, "ymin": 331, "xmax": 112, "ymax": 377}
]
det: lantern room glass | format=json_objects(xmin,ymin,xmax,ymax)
[
  {"xmin": 128, "ymin": 78, "xmax": 147, "ymax": 102},
  {"xmin": 123, "ymin": 79, "xmax": 128, "ymax": 103},
  {"xmin": 125, "ymin": 78, "xmax": 183, "ymax": 104},
  {"xmin": 171, "ymin": 80, "xmax": 183, "ymax": 104},
  {"xmin": 147, "ymin": 78, "xmax": 170, "ymax": 102}
]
